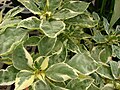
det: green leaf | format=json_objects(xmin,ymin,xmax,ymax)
[
  {"xmin": 34, "ymin": 56, "xmax": 44, "ymax": 69},
  {"xmin": 23, "ymin": 47, "xmax": 34, "ymax": 68},
  {"xmin": 51, "ymin": 40, "xmax": 63, "ymax": 54},
  {"xmin": 92, "ymin": 31, "xmax": 107, "ymax": 43},
  {"xmin": 68, "ymin": 53, "xmax": 98, "ymax": 75},
  {"xmin": 15, "ymin": 70, "xmax": 35, "ymax": 90},
  {"xmin": 18, "ymin": 0, "xmax": 41, "ymax": 15},
  {"xmin": 3, "ymin": 6, "xmax": 24, "ymax": 20},
  {"xmin": 40, "ymin": 20, "xmax": 65, "ymax": 38},
  {"xmin": 53, "ymin": 9, "xmax": 80, "ymax": 20},
  {"xmin": 33, "ymin": 0, "xmax": 46, "ymax": 10},
  {"xmin": 0, "ymin": 65, "xmax": 19, "ymax": 85},
  {"xmin": 49, "ymin": 0, "xmax": 62, "ymax": 11},
  {"xmin": 46, "ymin": 63, "xmax": 78, "ymax": 82},
  {"xmin": 49, "ymin": 46, "xmax": 67, "ymax": 65},
  {"xmin": 91, "ymin": 46, "xmax": 103, "ymax": 62},
  {"xmin": 112, "ymin": 45, "xmax": 120, "ymax": 59},
  {"xmin": 0, "ymin": 27, "xmax": 27, "ymax": 56},
  {"xmin": 110, "ymin": 0, "xmax": 120, "ymax": 27},
  {"xmin": 67, "ymin": 38, "xmax": 80, "ymax": 53},
  {"xmin": 103, "ymin": 17, "xmax": 110, "ymax": 35},
  {"xmin": 32, "ymin": 80, "xmax": 51, "ymax": 90},
  {"xmin": 13, "ymin": 44, "xmax": 33, "ymax": 70},
  {"xmin": 92, "ymin": 12, "xmax": 100, "ymax": 21},
  {"xmin": 38, "ymin": 36, "xmax": 57, "ymax": 56},
  {"xmin": 24, "ymin": 36, "xmax": 40, "ymax": 46},
  {"xmin": 91, "ymin": 73, "xmax": 104, "ymax": 88},
  {"xmin": 65, "ymin": 14, "xmax": 97, "ymax": 28},
  {"xmin": 66, "ymin": 78, "xmax": 94, "ymax": 90},
  {"xmin": 17, "ymin": 16, "xmax": 41, "ymax": 30},
  {"xmin": 0, "ymin": 18, "xmax": 21, "ymax": 29},
  {"xmin": 97, "ymin": 65, "xmax": 113, "ymax": 80},
  {"xmin": 99, "ymin": 46, "xmax": 112, "ymax": 63},
  {"xmin": 64, "ymin": 1, "xmax": 90, "ymax": 13},
  {"xmin": 41, "ymin": 57, "xmax": 49, "ymax": 70},
  {"xmin": 110, "ymin": 61, "xmax": 120, "ymax": 79}
]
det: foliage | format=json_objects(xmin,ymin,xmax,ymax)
[{"xmin": 0, "ymin": 0, "xmax": 120, "ymax": 90}]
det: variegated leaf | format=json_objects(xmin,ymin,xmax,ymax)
[
  {"xmin": 66, "ymin": 78, "xmax": 94, "ymax": 90},
  {"xmin": 18, "ymin": 0, "xmax": 41, "ymax": 15},
  {"xmin": 38, "ymin": 36, "xmax": 57, "ymax": 56},
  {"xmin": 0, "ymin": 27, "xmax": 28, "ymax": 56},
  {"xmin": 40, "ymin": 20, "xmax": 65, "ymax": 38},
  {"xmin": 13, "ymin": 44, "xmax": 33, "ymax": 70},
  {"xmin": 32, "ymin": 80, "xmax": 51, "ymax": 90},
  {"xmin": 0, "ymin": 66, "xmax": 19, "ymax": 85},
  {"xmin": 46, "ymin": 63, "xmax": 78, "ymax": 82},
  {"xmin": 15, "ymin": 70, "xmax": 35, "ymax": 90},
  {"xmin": 17, "ymin": 16, "xmax": 41, "ymax": 30},
  {"xmin": 68, "ymin": 53, "xmax": 98, "ymax": 75}
]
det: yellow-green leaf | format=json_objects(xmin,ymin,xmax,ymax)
[
  {"xmin": 15, "ymin": 70, "xmax": 35, "ymax": 90},
  {"xmin": 41, "ymin": 57, "xmax": 49, "ymax": 70}
]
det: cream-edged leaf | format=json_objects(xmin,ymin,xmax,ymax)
[
  {"xmin": 41, "ymin": 57, "xmax": 49, "ymax": 70},
  {"xmin": 40, "ymin": 20, "xmax": 65, "ymax": 38},
  {"xmin": 15, "ymin": 70, "xmax": 35, "ymax": 90},
  {"xmin": 23, "ymin": 47, "xmax": 33, "ymax": 68}
]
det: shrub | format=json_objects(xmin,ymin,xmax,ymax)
[{"xmin": 0, "ymin": 0, "xmax": 120, "ymax": 90}]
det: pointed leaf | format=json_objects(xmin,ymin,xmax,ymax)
[
  {"xmin": 68, "ymin": 53, "xmax": 98, "ymax": 75},
  {"xmin": 38, "ymin": 36, "xmax": 57, "ymax": 56},
  {"xmin": 18, "ymin": 0, "xmax": 41, "ymax": 14},
  {"xmin": 0, "ymin": 66, "xmax": 19, "ymax": 85},
  {"xmin": 103, "ymin": 17, "xmax": 110, "ymax": 35},
  {"xmin": 15, "ymin": 70, "xmax": 35, "ymax": 90},
  {"xmin": 0, "ymin": 27, "xmax": 27, "ymax": 56},
  {"xmin": 46, "ymin": 63, "xmax": 78, "ymax": 82},
  {"xmin": 41, "ymin": 57, "xmax": 49, "ymax": 70},
  {"xmin": 13, "ymin": 44, "xmax": 33, "ymax": 70},
  {"xmin": 23, "ymin": 47, "xmax": 34, "ymax": 68},
  {"xmin": 40, "ymin": 20, "xmax": 65, "ymax": 38},
  {"xmin": 17, "ymin": 16, "xmax": 41, "ymax": 30}
]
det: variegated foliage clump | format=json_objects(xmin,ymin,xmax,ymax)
[{"xmin": 0, "ymin": 0, "xmax": 120, "ymax": 90}]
